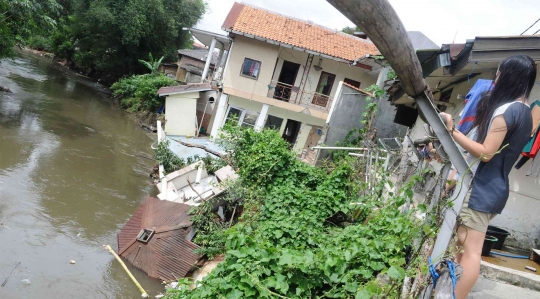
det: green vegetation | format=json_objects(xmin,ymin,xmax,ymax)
[
  {"xmin": 3, "ymin": 0, "xmax": 206, "ymax": 82},
  {"xmin": 0, "ymin": 0, "xmax": 60, "ymax": 58},
  {"xmin": 342, "ymin": 26, "xmax": 362, "ymax": 35},
  {"xmin": 111, "ymin": 73, "xmax": 177, "ymax": 113},
  {"xmin": 166, "ymin": 124, "xmax": 430, "ymax": 299}
]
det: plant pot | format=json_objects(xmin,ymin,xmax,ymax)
[
  {"xmin": 487, "ymin": 225, "xmax": 510, "ymax": 250},
  {"xmin": 482, "ymin": 235, "xmax": 498, "ymax": 256}
]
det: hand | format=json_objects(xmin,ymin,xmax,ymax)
[{"xmin": 439, "ymin": 112, "xmax": 453, "ymax": 131}]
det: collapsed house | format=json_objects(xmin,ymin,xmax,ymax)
[{"xmin": 117, "ymin": 196, "xmax": 200, "ymax": 282}]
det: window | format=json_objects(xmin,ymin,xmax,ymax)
[
  {"xmin": 136, "ymin": 228, "xmax": 155, "ymax": 243},
  {"xmin": 240, "ymin": 58, "xmax": 262, "ymax": 79},
  {"xmin": 223, "ymin": 106, "xmax": 260, "ymax": 128},
  {"xmin": 344, "ymin": 78, "xmax": 361, "ymax": 89},
  {"xmin": 241, "ymin": 111, "xmax": 259, "ymax": 128},
  {"xmin": 225, "ymin": 107, "xmax": 242, "ymax": 125},
  {"xmin": 312, "ymin": 71, "xmax": 336, "ymax": 107},
  {"xmin": 264, "ymin": 115, "xmax": 283, "ymax": 130}
]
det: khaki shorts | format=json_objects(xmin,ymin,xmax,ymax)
[{"xmin": 459, "ymin": 192, "xmax": 497, "ymax": 233}]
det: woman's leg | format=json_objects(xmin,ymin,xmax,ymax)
[{"xmin": 454, "ymin": 225, "xmax": 486, "ymax": 299}]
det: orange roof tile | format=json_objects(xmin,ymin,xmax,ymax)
[{"xmin": 222, "ymin": 3, "xmax": 379, "ymax": 62}]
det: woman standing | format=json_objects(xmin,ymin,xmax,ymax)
[{"xmin": 440, "ymin": 54, "xmax": 536, "ymax": 299}]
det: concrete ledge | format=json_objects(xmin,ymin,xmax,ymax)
[{"xmin": 480, "ymin": 261, "xmax": 540, "ymax": 292}]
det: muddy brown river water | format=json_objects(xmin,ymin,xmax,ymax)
[{"xmin": 0, "ymin": 52, "xmax": 165, "ymax": 298}]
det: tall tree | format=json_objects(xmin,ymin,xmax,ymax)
[
  {"xmin": 0, "ymin": 0, "xmax": 60, "ymax": 58},
  {"xmin": 50, "ymin": 0, "xmax": 206, "ymax": 83}
]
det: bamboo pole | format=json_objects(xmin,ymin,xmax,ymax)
[{"xmin": 104, "ymin": 245, "xmax": 149, "ymax": 298}]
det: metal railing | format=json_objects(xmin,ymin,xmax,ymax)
[{"xmin": 267, "ymin": 80, "xmax": 333, "ymax": 111}]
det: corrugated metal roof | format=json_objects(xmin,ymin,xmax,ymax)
[
  {"xmin": 117, "ymin": 196, "xmax": 200, "ymax": 281},
  {"xmin": 157, "ymin": 83, "xmax": 216, "ymax": 96}
]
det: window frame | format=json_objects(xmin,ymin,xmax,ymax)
[
  {"xmin": 223, "ymin": 106, "xmax": 260, "ymax": 128},
  {"xmin": 240, "ymin": 57, "xmax": 262, "ymax": 80}
]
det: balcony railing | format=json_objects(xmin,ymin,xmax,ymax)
[{"xmin": 267, "ymin": 80, "xmax": 333, "ymax": 111}]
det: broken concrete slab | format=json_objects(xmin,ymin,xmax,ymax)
[
  {"xmin": 480, "ymin": 260, "xmax": 540, "ymax": 292},
  {"xmin": 469, "ymin": 276, "xmax": 540, "ymax": 299}
]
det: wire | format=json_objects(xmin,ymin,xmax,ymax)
[
  {"xmin": 520, "ymin": 18, "xmax": 540, "ymax": 35},
  {"xmin": 534, "ymin": 28, "xmax": 540, "ymax": 35}
]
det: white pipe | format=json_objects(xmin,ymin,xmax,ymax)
[
  {"xmin": 159, "ymin": 165, "xmax": 167, "ymax": 200},
  {"xmin": 157, "ymin": 120, "xmax": 163, "ymax": 143},
  {"xmin": 201, "ymin": 37, "xmax": 217, "ymax": 83},
  {"xmin": 313, "ymin": 146, "xmax": 388, "ymax": 152},
  {"xmin": 195, "ymin": 161, "xmax": 204, "ymax": 184},
  {"xmin": 348, "ymin": 153, "xmax": 386, "ymax": 161},
  {"xmin": 220, "ymin": 41, "xmax": 234, "ymax": 80}
]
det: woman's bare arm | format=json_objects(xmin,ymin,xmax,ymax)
[{"xmin": 441, "ymin": 113, "xmax": 507, "ymax": 162}]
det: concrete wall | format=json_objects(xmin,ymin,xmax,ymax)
[
  {"xmin": 321, "ymin": 84, "xmax": 407, "ymax": 156},
  {"xmin": 165, "ymin": 92, "xmax": 198, "ymax": 136},
  {"xmin": 408, "ymin": 70, "xmax": 540, "ymax": 249}
]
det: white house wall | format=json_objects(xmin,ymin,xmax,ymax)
[
  {"xmin": 223, "ymin": 35, "xmax": 279, "ymax": 99},
  {"xmin": 225, "ymin": 35, "xmax": 377, "ymax": 104},
  {"xmin": 165, "ymin": 92, "xmax": 198, "ymax": 136}
]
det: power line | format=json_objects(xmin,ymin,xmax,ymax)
[
  {"xmin": 521, "ymin": 18, "xmax": 540, "ymax": 35},
  {"xmin": 533, "ymin": 28, "xmax": 540, "ymax": 35}
]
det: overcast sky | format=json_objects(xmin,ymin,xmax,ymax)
[{"xmin": 196, "ymin": 0, "xmax": 540, "ymax": 46}]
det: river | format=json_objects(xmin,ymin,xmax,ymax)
[{"xmin": 0, "ymin": 52, "xmax": 165, "ymax": 298}]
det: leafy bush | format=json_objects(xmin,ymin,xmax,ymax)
[
  {"xmin": 154, "ymin": 140, "xmax": 187, "ymax": 174},
  {"xmin": 27, "ymin": 35, "xmax": 52, "ymax": 51},
  {"xmin": 165, "ymin": 125, "xmax": 425, "ymax": 299},
  {"xmin": 111, "ymin": 74, "xmax": 177, "ymax": 112}
]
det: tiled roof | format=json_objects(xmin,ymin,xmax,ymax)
[{"xmin": 222, "ymin": 2, "xmax": 379, "ymax": 62}]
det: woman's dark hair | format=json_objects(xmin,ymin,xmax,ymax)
[{"xmin": 469, "ymin": 54, "xmax": 537, "ymax": 142}]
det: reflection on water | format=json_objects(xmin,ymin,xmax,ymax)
[{"xmin": 0, "ymin": 52, "xmax": 164, "ymax": 299}]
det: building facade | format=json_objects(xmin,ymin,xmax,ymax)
[{"xmin": 206, "ymin": 2, "xmax": 382, "ymax": 157}]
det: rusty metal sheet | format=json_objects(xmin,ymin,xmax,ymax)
[{"xmin": 117, "ymin": 196, "xmax": 200, "ymax": 281}]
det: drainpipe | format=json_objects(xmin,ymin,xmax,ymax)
[
  {"xmin": 201, "ymin": 37, "xmax": 217, "ymax": 83},
  {"xmin": 376, "ymin": 66, "xmax": 390, "ymax": 89}
]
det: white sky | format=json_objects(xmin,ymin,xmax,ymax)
[{"xmin": 196, "ymin": 0, "xmax": 540, "ymax": 46}]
